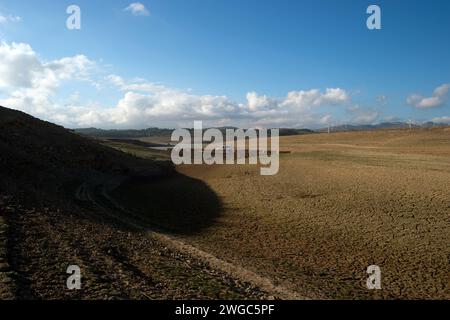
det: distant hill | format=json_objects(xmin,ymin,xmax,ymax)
[
  {"xmin": 317, "ymin": 121, "xmax": 449, "ymax": 133},
  {"xmin": 75, "ymin": 127, "xmax": 174, "ymax": 138},
  {"xmin": 278, "ymin": 128, "xmax": 315, "ymax": 136},
  {"xmin": 75, "ymin": 127, "xmax": 315, "ymax": 138}
]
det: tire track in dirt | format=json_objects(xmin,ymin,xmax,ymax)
[{"xmin": 75, "ymin": 183, "xmax": 309, "ymax": 300}]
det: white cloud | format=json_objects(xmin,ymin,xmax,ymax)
[
  {"xmin": 407, "ymin": 84, "xmax": 450, "ymax": 109},
  {"xmin": 0, "ymin": 42, "xmax": 40, "ymax": 88},
  {"xmin": 125, "ymin": 2, "xmax": 150, "ymax": 16},
  {"xmin": 0, "ymin": 14, "xmax": 21, "ymax": 24},
  {"xmin": 0, "ymin": 42, "xmax": 95, "ymax": 90},
  {"xmin": 0, "ymin": 41, "xmax": 354, "ymax": 129},
  {"xmin": 246, "ymin": 92, "xmax": 277, "ymax": 111},
  {"xmin": 103, "ymin": 75, "xmax": 350, "ymax": 128},
  {"xmin": 281, "ymin": 88, "xmax": 348, "ymax": 111},
  {"xmin": 0, "ymin": 42, "xmax": 95, "ymax": 118},
  {"xmin": 431, "ymin": 116, "xmax": 450, "ymax": 124},
  {"xmin": 106, "ymin": 75, "xmax": 166, "ymax": 93}
]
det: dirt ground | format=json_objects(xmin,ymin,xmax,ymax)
[
  {"xmin": 116, "ymin": 127, "xmax": 450, "ymax": 299},
  {"xmin": 0, "ymin": 194, "xmax": 269, "ymax": 300}
]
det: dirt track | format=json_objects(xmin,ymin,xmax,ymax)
[{"xmin": 74, "ymin": 180, "xmax": 307, "ymax": 300}]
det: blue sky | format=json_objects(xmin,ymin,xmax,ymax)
[{"xmin": 0, "ymin": 0, "xmax": 449, "ymax": 129}]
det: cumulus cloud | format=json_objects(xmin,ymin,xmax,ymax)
[
  {"xmin": 0, "ymin": 14, "xmax": 21, "ymax": 24},
  {"xmin": 0, "ymin": 42, "xmax": 95, "ymax": 118},
  {"xmin": 281, "ymin": 88, "xmax": 348, "ymax": 111},
  {"xmin": 108, "ymin": 90, "xmax": 240, "ymax": 126},
  {"xmin": 106, "ymin": 75, "xmax": 166, "ymax": 93},
  {"xmin": 0, "ymin": 41, "xmax": 353, "ymax": 129},
  {"xmin": 125, "ymin": 2, "xmax": 150, "ymax": 16},
  {"xmin": 431, "ymin": 116, "xmax": 450, "ymax": 124},
  {"xmin": 0, "ymin": 42, "xmax": 41, "ymax": 88},
  {"xmin": 246, "ymin": 92, "xmax": 278, "ymax": 111},
  {"xmin": 102, "ymin": 75, "xmax": 350, "ymax": 128},
  {"xmin": 0, "ymin": 42, "xmax": 95, "ymax": 89},
  {"xmin": 407, "ymin": 84, "xmax": 450, "ymax": 109}
]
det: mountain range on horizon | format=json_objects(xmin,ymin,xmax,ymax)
[{"xmin": 73, "ymin": 121, "xmax": 450, "ymax": 139}]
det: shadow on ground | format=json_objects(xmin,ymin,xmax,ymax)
[{"xmin": 110, "ymin": 171, "xmax": 223, "ymax": 235}]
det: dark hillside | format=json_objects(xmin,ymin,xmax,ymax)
[{"xmin": 0, "ymin": 106, "xmax": 171, "ymax": 201}]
